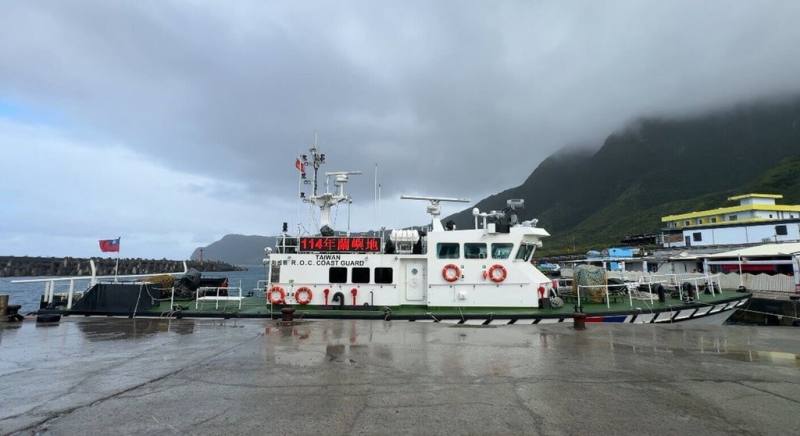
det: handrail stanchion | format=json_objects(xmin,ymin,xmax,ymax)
[
  {"xmin": 216, "ymin": 287, "xmax": 221, "ymax": 310},
  {"xmin": 647, "ymin": 282, "xmax": 654, "ymax": 304},
  {"xmin": 195, "ymin": 288, "xmax": 199, "ymax": 309},
  {"xmin": 577, "ymin": 286, "xmax": 582, "ymax": 312},
  {"xmin": 67, "ymin": 279, "xmax": 75, "ymax": 310},
  {"xmin": 605, "ymin": 284, "xmax": 610, "ymax": 309},
  {"xmin": 694, "ymin": 279, "xmax": 700, "ymax": 301},
  {"xmin": 170, "ymin": 286, "xmax": 175, "ymax": 309},
  {"xmin": 628, "ymin": 283, "xmax": 633, "ymax": 307}
]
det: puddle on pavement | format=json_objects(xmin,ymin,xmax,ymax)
[{"xmin": 715, "ymin": 350, "xmax": 800, "ymax": 367}]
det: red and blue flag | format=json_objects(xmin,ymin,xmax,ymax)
[{"xmin": 99, "ymin": 238, "xmax": 120, "ymax": 253}]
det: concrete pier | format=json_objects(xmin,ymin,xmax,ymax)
[{"xmin": 1, "ymin": 319, "xmax": 798, "ymax": 435}]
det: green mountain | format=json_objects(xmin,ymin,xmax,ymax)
[
  {"xmin": 191, "ymin": 234, "xmax": 277, "ymax": 265},
  {"xmin": 447, "ymin": 98, "xmax": 800, "ymax": 255}
]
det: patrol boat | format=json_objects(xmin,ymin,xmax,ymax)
[
  {"xmin": 23, "ymin": 142, "xmax": 750, "ymax": 324},
  {"xmin": 258, "ymin": 144, "xmax": 749, "ymax": 325}
]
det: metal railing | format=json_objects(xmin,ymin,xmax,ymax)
[
  {"xmin": 254, "ymin": 280, "xmax": 269, "ymax": 297},
  {"xmin": 195, "ymin": 286, "xmax": 243, "ymax": 310},
  {"xmin": 573, "ymin": 273, "xmax": 724, "ymax": 309}
]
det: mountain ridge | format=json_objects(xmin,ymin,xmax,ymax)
[
  {"xmin": 191, "ymin": 234, "xmax": 277, "ymax": 265},
  {"xmin": 447, "ymin": 97, "xmax": 800, "ymax": 254}
]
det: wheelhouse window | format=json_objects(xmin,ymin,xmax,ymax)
[
  {"xmin": 464, "ymin": 243, "xmax": 487, "ymax": 259},
  {"xmin": 693, "ymin": 232, "xmax": 702, "ymax": 242},
  {"xmin": 352, "ymin": 267, "xmax": 370, "ymax": 284},
  {"xmin": 776, "ymin": 225, "xmax": 788, "ymax": 236},
  {"xmin": 515, "ymin": 244, "xmax": 535, "ymax": 261},
  {"xmin": 491, "ymin": 243, "xmax": 514, "ymax": 259},
  {"xmin": 437, "ymin": 243, "xmax": 460, "ymax": 259},
  {"xmin": 374, "ymin": 267, "xmax": 393, "ymax": 284},
  {"xmin": 329, "ymin": 267, "xmax": 347, "ymax": 283}
]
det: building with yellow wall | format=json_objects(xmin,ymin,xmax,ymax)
[{"xmin": 661, "ymin": 194, "xmax": 800, "ymax": 248}]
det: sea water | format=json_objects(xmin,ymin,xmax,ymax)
[{"xmin": 0, "ymin": 265, "xmax": 268, "ymax": 314}]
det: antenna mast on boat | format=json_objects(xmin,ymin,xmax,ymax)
[{"xmin": 299, "ymin": 136, "xmax": 362, "ymax": 233}]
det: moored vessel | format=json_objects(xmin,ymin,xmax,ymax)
[{"xmin": 15, "ymin": 140, "xmax": 750, "ymax": 324}]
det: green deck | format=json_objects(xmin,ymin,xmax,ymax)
[{"xmin": 143, "ymin": 290, "xmax": 749, "ymax": 320}]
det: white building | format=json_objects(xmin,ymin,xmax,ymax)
[{"xmin": 661, "ymin": 194, "xmax": 800, "ymax": 248}]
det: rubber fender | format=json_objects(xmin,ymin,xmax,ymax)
[
  {"xmin": 36, "ymin": 314, "xmax": 61, "ymax": 323},
  {"xmin": 656, "ymin": 284, "xmax": 666, "ymax": 303}
]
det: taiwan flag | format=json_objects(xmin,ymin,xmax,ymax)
[
  {"xmin": 99, "ymin": 238, "xmax": 120, "ymax": 253},
  {"xmin": 295, "ymin": 158, "xmax": 305, "ymax": 174}
]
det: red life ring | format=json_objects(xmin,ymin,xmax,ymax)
[
  {"xmin": 267, "ymin": 286, "xmax": 285, "ymax": 305},
  {"xmin": 442, "ymin": 264, "xmax": 461, "ymax": 282},
  {"xmin": 487, "ymin": 264, "xmax": 507, "ymax": 283},
  {"xmin": 295, "ymin": 287, "xmax": 313, "ymax": 305}
]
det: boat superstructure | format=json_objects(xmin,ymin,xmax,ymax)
[{"xmin": 264, "ymin": 140, "xmax": 558, "ymax": 310}]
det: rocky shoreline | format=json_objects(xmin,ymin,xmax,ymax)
[{"xmin": 0, "ymin": 256, "xmax": 244, "ymax": 278}]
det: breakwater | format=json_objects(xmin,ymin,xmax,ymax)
[{"xmin": 0, "ymin": 256, "xmax": 243, "ymax": 277}]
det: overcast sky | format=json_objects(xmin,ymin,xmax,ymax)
[{"xmin": 2, "ymin": 1, "xmax": 800, "ymax": 258}]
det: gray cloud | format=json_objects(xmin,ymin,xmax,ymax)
[{"xmin": 2, "ymin": 0, "xmax": 800, "ymax": 245}]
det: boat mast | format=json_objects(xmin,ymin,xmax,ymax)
[{"xmin": 300, "ymin": 136, "xmax": 361, "ymax": 233}]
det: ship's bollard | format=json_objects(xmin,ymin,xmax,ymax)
[
  {"xmin": 573, "ymin": 312, "xmax": 587, "ymax": 330},
  {"xmin": 281, "ymin": 307, "xmax": 295, "ymax": 322}
]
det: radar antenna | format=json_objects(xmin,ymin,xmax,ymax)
[{"xmin": 400, "ymin": 195, "xmax": 470, "ymax": 232}]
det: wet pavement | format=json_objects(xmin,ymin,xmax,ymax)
[{"xmin": 1, "ymin": 318, "xmax": 799, "ymax": 435}]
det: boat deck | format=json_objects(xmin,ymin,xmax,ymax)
[{"xmin": 80, "ymin": 290, "xmax": 752, "ymax": 322}]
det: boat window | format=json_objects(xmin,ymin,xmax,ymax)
[
  {"xmin": 464, "ymin": 243, "xmax": 487, "ymax": 259},
  {"xmin": 329, "ymin": 267, "xmax": 347, "ymax": 283},
  {"xmin": 776, "ymin": 225, "xmax": 788, "ymax": 236},
  {"xmin": 491, "ymin": 243, "xmax": 513, "ymax": 259},
  {"xmin": 437, "ymin": 243, "xmax": 460, "ymax": 259},
  {"xmin": 375, "ymin": 267, "xmax": 393, "ymax": 284},
  {"xmin": 693, "ymin": 232, "xmax": 702, "ymax": 242},
  {"xmin": 352, "ymin": 267, "xmax": 370, "ymax": 284},
  {"xmin": 515, "ymin": 244, "xmax": 535, "ymax": 261}
]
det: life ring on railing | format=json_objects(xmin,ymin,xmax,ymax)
[
  {"xmin": 295, "ymin": 287, "xmax": 313, "ymax": 305},
  {"xmin": 487, "ymin": 264, "xmax": 507, "ymax": 283},
  {"xmin": 267, "ymin": 286, "xmax": 285, "ymax": 305},
  {"xmin": 442, "ymin": 264, "xmax": 461, "ymax": 282}
]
